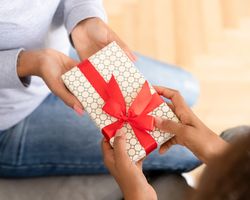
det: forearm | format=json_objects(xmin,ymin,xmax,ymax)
[
  {"xmin": 123, "ymin": 190, "xmax": 156, "ymax": 200},
  {"xmin": 71, "ymin": 17, "xmax": 104, "ymax": 52},
  {"xmin": 117, "ymin": 178, "xmax": 157, "ymax": 200},
  {"xmin": 193, "ymin": 128, "xmax": 229, "ymax": 164}
]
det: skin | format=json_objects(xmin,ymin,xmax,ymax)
[
  {"xmin": 17, "ymin": 17, "xmax": 136, "ymax": 114},
  {"xmin": 102, "ymin": 86, "xmax": 229, "ymax": 200},
  {"xmin": 153, "ymin": 86, "xmax": 229, "ymax": 164},
  {"xmin": 16, "ymin": 16, "xmax": 229, "ymax": 200},
  {"xmin": 102, "ymin": 130, "xmax": 157, "ymax": 200}
]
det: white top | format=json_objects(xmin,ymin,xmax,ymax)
[{"xmin": 0, "ymin": 0, "xmax": 107, "ymax": 130}]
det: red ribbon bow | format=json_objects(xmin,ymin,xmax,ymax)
[{"xmin": 78, "ymin": 59, "xmax": 164, "ymax": 154}]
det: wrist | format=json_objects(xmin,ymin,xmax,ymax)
[
  {"xmin": 71, "ymin": 17, "xmax": 101, "ymax": 51},
  {"xmin": 123, "ymin": 188, "xmax": 155, "ymax": 200},
  {"xmin": 202, "ymin": 132, "xmax": 229, "ymax": 164},
  {"xmin": 121, "ymin": 181, "xmax": 156, "ymax": 200},
  {"xmin": 71, "ymin": 18, "xmax": 87, "ymax": 52},
  {"xmin": 123, "ymin": 190, "xmax": 145, "ymax": 200},
  {"xmin": 17, "ymin": 50, "xmax": 42, "ymax": 77}
]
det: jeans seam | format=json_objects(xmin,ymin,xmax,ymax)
[
  {"xmin": 0, "ymin": 162, "xmax": 106, "ymax": 169},
  {"xmin": 16, "ymin": 117, "xmax": 29, "ymax": 165}
]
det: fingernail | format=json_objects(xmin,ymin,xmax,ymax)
[
  {"xmin": 131, "ymin": 53, "xmax": 137, "ymax": 62},
  {"xmin": 159, "ymin": 149, "xmax": 164, "ymax": 155},
  {"xmin": 73, "ymin": 105, "xmax": 84, "ymax": 116},
  {"xmin": 128, "ymin": 54, "xmax": 135, "ymax": 62},
  {"xmin": 155, "ymin": 117, "xmax": 163, "ymax": 126},
  {"xmin": 115, "ymin": 129, "xmax": 123, "ymax": 137},
  {"xmin": 126, "ymin": 52, "xmax": 137, "ymax": 62}
]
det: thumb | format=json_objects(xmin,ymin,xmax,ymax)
[
  {"xmin": 155, "ymin": 117, "xmax": 183, "ymax": 136},
  {"xmin": 113, "ymin": 129, "xmax": 130, "ymax": 164},
  {"xmin": 51, "ymin": 77, "xmax": 84, "ymax": 114}
]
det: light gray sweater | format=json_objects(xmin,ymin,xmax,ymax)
[{"xmin": 0, "ymin": 0, "xmax": 107, "ymax": 130}]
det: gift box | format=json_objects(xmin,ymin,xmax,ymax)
[{"xmin": 62, "ymin": 42, "xmax": 179, "ymax": 162}]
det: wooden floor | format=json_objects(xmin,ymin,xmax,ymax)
[
  {"xmin": 104, "ymin": 0, "xmax": 250, "ymax": 135},
  {"xmin": 104, "ymin": 0, "xmax": 250, "ymax": 185},
  {"xmin": 192, "ymin": 25, "xmax": 250, "ymax": 134},
  {"xmin": 190, "ymin": 24, "xmax": 250, "ymax": 183}
]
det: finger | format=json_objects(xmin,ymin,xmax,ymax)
[
  {"xmin": 159, "ymin": 141, "xmax": 172, "ymax": 154},
  {"xmin": 110, "ymin": 33, "xmax": 137, "ymax": 62},
  {"xmin": 51, "ymin": 79, "xmax": 84, "ymax": 112},
  {"xmin": 154, "ymin": 86, "xmax": 198, "ymax": 125},
  {"xmin": 73, "ymin": 105, "xmax": 84, "ymax": 116},
  {"xmin": 54, "ymin": 51, "xmax": 79, "ymax": 71},
  {"xmin": 166, "ymin": 102, "xmax": 175, "ymax": 112},
  {"xmin": 154, "ymin": 117, "xmax": 184, "ymax": 135},
  {"xmin": 78, "ymin": 42, "xmax": 105, "ymax": 61},
  {"xmin": 60, "ymin": 57, "xmax": 84, "ymax": 113},
  {"xmin": 159, "ymin": 137, "xmax": 178, "ymax": 154},
  {"xmin": 113, "ymin": 129, "xmax": 131, "ymax": 164},
  {"xmin": 154, "ymin": 86, "xmax": 187, "ymax": 110},
  {"xmin": 153, "ymin": 85, "xmax": 175, "ymax": 111},
  {"xmin": 62, "ymin": 55, "xmax": 79, "ymax": 71},
  {"xmin": 52, "ymin": 53, "xmax": 83, "ymax": 112},
  {"xmin": 101, "ymin": 138, "xmax": 113, "ymax": 153},
  {"xmin": 116, "ymin": 40, "xmax": 137, "ymax": 62},
  {"xmin": 101, "ymin": 138, "xmax": 115, "ymax": 170},
  {"xmin": 136, "ymin": 158, "xmax": 144, "ymax": 170},
  {"xmin": 101, "ymin": 138, "xmax": 113, "ymax": 161},
  {"xmin": 123, "ymin": 47, "xmax": 137, "ymax": 62}
]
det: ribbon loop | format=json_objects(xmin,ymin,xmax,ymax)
[{"xmin": 78, "ymin": 59, "xmax": 164, "ymax": 155}]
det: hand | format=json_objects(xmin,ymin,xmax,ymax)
[
  {"xmin": 71, "ymin": 17, "xmax": 136, "ymax": 61},
  {"xmin": 102, "ymin": 129, "xmax": 157, "ymax": 200},
  {"xmin": 154, "ymin": 86, "xmax": 229, "ymax": 164},
  {"xmin": 17, "ymin": 49, "xmax": 84, "ymax": 114}
]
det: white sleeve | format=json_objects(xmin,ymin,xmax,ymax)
[
  {"xmin": 0, "ymin": 48, "xmax": 30, "ymax": 89},
  {"xmin": 64, "ymin": 0, "xmax": 107, "ymax": 34}
]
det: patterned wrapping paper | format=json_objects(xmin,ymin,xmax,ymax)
[{"xmin": 62, "ymin": 42, "xmax": 179, "ymax": 162}]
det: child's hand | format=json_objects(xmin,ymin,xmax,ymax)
[
  {"xmin": 102, "ymin": 129, "xmax": 157, "ymax": 200},
  {"xmin": 71, "ymin": 17, "xmax": 137, "ymax": 62},
  {"xmin": 154, "ymin": 86, "xmax": 229, "ymax": 164}
]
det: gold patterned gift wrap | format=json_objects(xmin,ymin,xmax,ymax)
[{"xmin": 61, "ymin": 42, "xmax": 179, "ymax": 162}]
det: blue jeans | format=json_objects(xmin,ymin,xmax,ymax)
[{"xmin": 0, "ymin": 54, "xmax": 200, "ymax": 178}]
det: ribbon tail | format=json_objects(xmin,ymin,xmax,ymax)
[
  {"xmin": 102, "ymin": 120, "xmax": 124, "ymax": 141},
  {"xmin": 129, "ymin": 81, "xmax": 164, "ymax": 117},
  {"xmin": 142, "ymin": 93, "xmax": 164, "ymax": 115},
  {"xmin": 129, "ymin": 81, "xmax": 152, "ymax": 116},
  {"xmin": 131, "ymin": 126, "xmax": 157, "ymax": 155},
  {"xmin": 130, "ymin": 114, "xmax": 155, "ymax": 131},
  {"xmin": 106, "ymin": 75, "xmax": 126, "ymax": 111}
]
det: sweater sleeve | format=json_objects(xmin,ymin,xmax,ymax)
[
  {"xmin": 0, "ymin": 48, "xmax": 30, "ymax": 89},
  {"xmin": 64, "ymin": 0, "xmax": 107, "ymax": 34}
]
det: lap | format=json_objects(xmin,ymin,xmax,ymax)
[
  {"xmin": 0, "ymin": 53, "xmax": 200, "ymax": 177},
  {"xmin": 0, "ymin": 93, "xmax": 200, "ymax": 177},
  {"xmin": 0, "ymin": 94, "xmax": 105, "ymax": 177},
  {"xmin": 134, "ymin": 54, "xmax": 199, "ymax": 107}
]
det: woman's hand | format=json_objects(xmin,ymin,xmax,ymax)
[
  {"xmin": 102, "ymin": 129, "xmax": 157, "ymax": 200},
  {"xmin": 71, "ymin": 17, "xmax": 136, "ymax": 61},
  {"xmin": 17, "ymin": 49, "xmax": 84, "ymax": 114},
  {"xmin": 154, "ymin": 86, "xmax": 229, "ymax": 164}
]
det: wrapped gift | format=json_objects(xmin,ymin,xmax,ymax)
[{"xmin": 61, "ymin": 42, "xmax": 179, "ymax": 162}]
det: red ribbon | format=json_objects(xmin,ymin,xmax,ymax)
[{"xmin": 78, "ymin": 59, "xmax": 164, "ymax": 154}]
